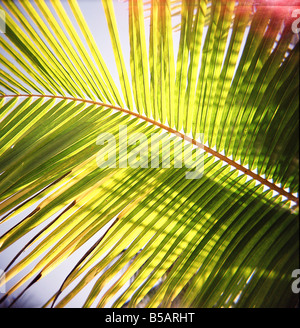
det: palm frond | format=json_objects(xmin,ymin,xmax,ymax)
[{"xmin": 0, "ymin": 0, "xmax": 298, "ymax": 308}]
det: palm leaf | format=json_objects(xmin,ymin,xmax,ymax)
[{"xmin": 0, "ymin": 0, "xmax": 298, "ymax": 308}]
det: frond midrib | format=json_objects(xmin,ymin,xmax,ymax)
[{"xmin": 1, "ymin": 93, "xmax": 298, "ymax": 206}]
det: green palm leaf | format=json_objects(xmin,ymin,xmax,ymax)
[{"xmin": 0, "ymin": 0, "xmax": 298, "ymax": 308}]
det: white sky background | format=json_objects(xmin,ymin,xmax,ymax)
[{"xmin": 0, "ymin": 0, "xmax": 252, "ymax": 308}]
